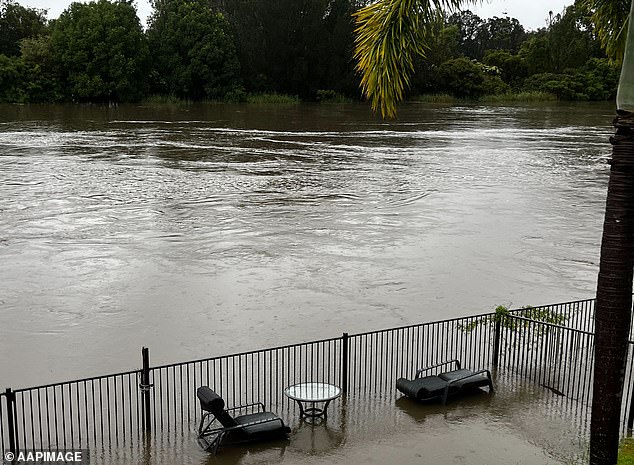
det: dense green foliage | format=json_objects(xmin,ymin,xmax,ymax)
[
  {"xmin": 208, "ymin": 0, "xmax": 361, "ymax": 99},
  {"xmin": 51, "ymin": 0, "xmax": 149, "ymax": 102},
  {"xmin": 580, "ymin": 0, "xmax": 629, "ymax": 63},
  {"xmin": 0, "ymin": 0, "xmax": 624, "ymax": 104},
  {"xmin": 436, "ymin": 57, "xmax": 509, "ymax": 98},
  {"xmin": 147, "ymin": 0, "xmax": 241, "ymax": 100},
  {"xmin": 408, "ymin": 3, "xmax": 620, "ymax": 101},
  {"xmin": 354, "ymin": 0, "xmax": 624, "ymax": 116},
  {"xmin": 0, "ymin": 0, "xmax": 46, "ymax": 57}
]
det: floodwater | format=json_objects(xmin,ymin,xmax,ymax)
[
  {"xmin": 105, "ymin": 372, "xmax": 589, "ymax": 465},
  {"xmin": 0, "ymin": 102, "xmax": 614, "ymax": 388}
]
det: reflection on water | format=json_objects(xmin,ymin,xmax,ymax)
[
  {"xmin": 0, "ymin": 102, "xmax": 614, "ymax": 386},
  {"xmin": 289, "ymin": 422, "xmax": 346, "ymax": 456}
]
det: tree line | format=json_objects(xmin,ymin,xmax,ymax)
[{"xmin": 0, "ymin": 0, "xmax": 621, "ymax": 104}]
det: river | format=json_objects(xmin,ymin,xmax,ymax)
[{"xmin": 0, "ymin": 102, "xmax": 614, "ymax": 387}]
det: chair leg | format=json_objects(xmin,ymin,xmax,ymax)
[
  {"xmin": 210, "ymin": 432, "xmax": 223, "ymax": 455},
  {"xmin": 198, "ymin": 412, "xmax": 212, "ymax": 437}
]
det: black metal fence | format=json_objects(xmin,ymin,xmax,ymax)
[{"xmin": 0, "ymin": 297, "xmax": 628, "ymax": 460}]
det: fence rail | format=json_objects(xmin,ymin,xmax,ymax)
[{"xmin": 1, "ymin": 297, "xmax": 630, "ymax": 460}]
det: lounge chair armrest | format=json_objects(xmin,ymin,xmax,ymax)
[
  {"xmin": 445, "ymin": 369, "xmax": 493, "ymax": 386},
  {"xmin": 234, "ymin": 417, "xmax": 285, "ymax": 429},
  {"xmin": 225, "ymin": 402, "xmax": 266, "ymax": 413},
  {"xmin": 415, "ymin": 359, "xmax": 461, "ymax": 379}
]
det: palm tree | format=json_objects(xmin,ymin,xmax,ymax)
[
  {"xmin": 353, "ymin": 1, "xmax": 631, "ymax": 464},
  {"xmin": 581, "ymin": 0, "xmax": 629, "ymax": 65}
]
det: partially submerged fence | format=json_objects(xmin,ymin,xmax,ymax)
[{"xmin": 0, "ymin": 297, "xmax": 628, "ymax": 459}]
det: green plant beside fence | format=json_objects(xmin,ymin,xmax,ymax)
[{"xmin": 619, "ymin": 438, "xmax": 634, "ymax": 465}]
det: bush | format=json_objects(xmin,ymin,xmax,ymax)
[
  {"xmin": 436, "ymin": 57, "xmax": 510, "ymax": 98},
  {"xmin": 415, "ymin": 93, "xmax": 457, "ymax": 103},
  {"xmin": 315, "ymin": 89, "xmax": 352, "ymax": 103},
  {"xmin": 479, "ymin": 91, "xmax": 557, "ymax": 102},
  {"xmin": 245, "ymin": 93, "xmax": 300, "ymax": 104},
  {"xmin": 524, "ymin": 73, "xmax": 585, "ymax": 100},
  {"xmin": 524, "ymin": 58, "xmax": 619, "ymax": 101}
]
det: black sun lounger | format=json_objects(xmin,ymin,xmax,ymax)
[
  {"xmin": 396, "ymin": 359, "xmax": 494, "ymax": 404},
  {"xmin": 196, "ymin": 386, "xmax": 291, "ymax": 454}
]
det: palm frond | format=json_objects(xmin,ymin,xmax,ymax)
[
  {"xmin": 579, "ymin": 0, "xmax": 630, "ymax": 63},
  {"xmin": 353, "ymin": 0, "xmax": 464, "ymax": 118}
]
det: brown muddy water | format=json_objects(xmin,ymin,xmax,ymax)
[
  {"xmin": 0, "ymin": 101, "xmax": 613, "ymax": 391},
  {"xmin": 104, "ymin": 372, "xmax": 589, "ymax": 465},
  {"xmin": 0, "ymin": 101, "xmax": 612, "ymax": 464}
]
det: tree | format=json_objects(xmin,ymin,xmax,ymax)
[
  {"xmin": 411, "ymin": 20, "xmax": 459, "ymax": 94},
  {"xmin": 51, "ymin": 0, "xmax": 149, "ymax": 102},
  {"xmin": 0, "ymin": 34, "xmax": 62, "ymax": 103},
  {"xmin": 580, "ymin": 0, "xmax": 629, "ymax": 63},
  {"xmin": 548, "ymin": 3, "xmax": 601, "ymax": 72},
  {"xmin": 478, "ymin": 16, "xmax": 526, "ymax": 54},
  {"xmin": 447, "ymin": 10, "xmax": 484, "ymax": 59},
  {"xmin": 206, "ymin": 0, "xmax": 361, "ymax": 98},
  {"xmin": 518, "ymin": 32, "xmax": 552, "ymax": 75},
  {"xmin": 0, "ymin": 0, "xmax": 47, "ymax": 57},
  {"xmin": 448, "ymin": 12, "xmax": 526, "ymax": 60},
  {"xmin": 354, "ymin": 1, "xmax": 630, "ymax": 464},
  {"xmin": 19, "ymin": 34, "xmax": 63, "ymax": 102},
  {"xmin": 482, "ymin": 49, "xmax": 528, "ymax": 88},
  {"xmin": 147, "ymin": 0, "xmax": 241, "ymax": 100},
  {"xmin": 0, "ymin": 53, "xmax": 25, "ymax": 102},
  {"xmin": 518, "ymin": 4, "xmax": 601, "ymax": 76}
]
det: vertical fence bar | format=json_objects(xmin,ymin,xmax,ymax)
[
  {"xmin": 5, "ymin": 389, "xmax": 16, "ymax": 455},
  {"xmin": 141, "ymin": 348, "xmax": 151, "ymax": 435},
  {"xmin": 627, "ymin": 352, "xmax": 634, "ymax": 431},
  {"xmin": 342, "ymin": 332, "xmax": 349, "ymax": 393},
  {"xmin": 493, "ymin": 316, "xmax": 501, "ymax": 370}
]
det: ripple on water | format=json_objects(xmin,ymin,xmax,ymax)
[{"xmin": 0, "ymin": 102, "xmax": 613, "ymax": 387}]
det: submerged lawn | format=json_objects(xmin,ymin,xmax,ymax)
[{"xmin": 620, "ymin": 438, "xmax": 634, "ymax": 465}]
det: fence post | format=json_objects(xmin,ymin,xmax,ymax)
[
  {"xmin": 341, "ymin": 333, "xmax": 349, "ymax": 393},
  {"xmin": 627, "ymin": 378, "xmax": 634, "ymax": 431},
  {"xmin": 5, "ymin": 388, "xmax": 16, "ymax": 456},
  {"xmin": 141, "ymin": 347, "xmax": 152, "ymax": 434},
  {"xmin": 628, "ymin": 344, "xmax": 634, "ymax": 431},
  {"xmin": 493, "ymin": 318, "xmax": 502, "ymax": 370}
]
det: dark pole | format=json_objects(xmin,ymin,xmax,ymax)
[
  {"xmin": 492, "ymin": 317, "xmax": 502, "ymax": 370},
  {"xmin": 342, "ymin": 333, "xmax": 349, "ymax": 393},
  {"xmin": 5, "ymin": 388, "xmax": 16, "ymax": 456},
  {"xmin": 590, "ymin": 111, "xmax": 634, "ymax": 465},
  {"xmin": 141, "ymin": 347, "xmax": 152, "ymax": 434}
]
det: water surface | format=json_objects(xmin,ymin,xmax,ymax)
[{"xmin": 0, "ymin": 102, "xmax": 614, "ymax": 386}]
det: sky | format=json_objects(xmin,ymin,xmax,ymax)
[{"xmin": 20, "ymin": 0, "xmax": 572, "ymax": 31}]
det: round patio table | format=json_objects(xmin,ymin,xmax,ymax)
[{"xmin": 283, "ymin": 382, "xmax": 342, "ymax": 420}]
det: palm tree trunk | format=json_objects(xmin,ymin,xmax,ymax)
[{"xmin": 590, "ymin": 110, "xmax": 634, "ymax": 465}]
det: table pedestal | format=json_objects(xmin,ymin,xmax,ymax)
[{"xmin": 295, "ymin": 399, "xmax": 333, "ymax": 419}]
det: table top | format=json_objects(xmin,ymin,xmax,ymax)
[{"xmin": 284, "ymin": 382, "xmax": 342, "ymax": 402}]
